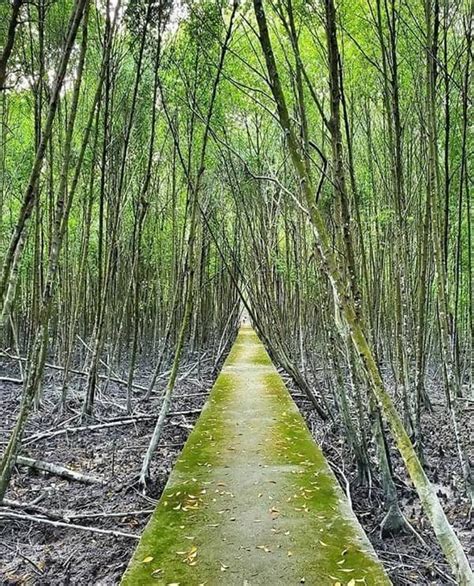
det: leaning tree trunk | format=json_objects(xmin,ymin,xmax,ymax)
[
  {"xmin": 0, "ymin": 0, "xmax": 89, "ymax": 325},
  {"xmin": 0, "ymin": 0, "xmax": 23, "ymax": 91},
  {"xmin": 0, "ymin": 7, "xmax": 93, "ymax": 502},
  {"xmin": 252, "ymin": 0, "xmax": 473, "ymax": 582},
  {"xmin": 424, "ymin": 0, "xmax": 474, "ymax": 507},
  {"xmin": 139, "ymin": 2, "xmax": 238, "ymax": 488}
]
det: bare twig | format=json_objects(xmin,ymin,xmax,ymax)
[
  {"xmin": 16, "ymin": 456, "xmax": 104, "ymax": 485},
  {"xmin": 0, "ymin": 541, "xmax": 44, "ymax": 575},
  {"xmin": 23, "ymin": 409, "xmax": 202, "ymax": 445},
  {"xmin": 0, "ymin": 511, "xmax": 140, "ymax": 539},
  {"xmin": 68, "ymin": 508, "xmax": 154, "ymax": 520}
]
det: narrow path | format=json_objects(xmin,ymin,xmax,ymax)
[{"xmin": 122, "ymin": 326, "xmax": 390, "ymax": 585}]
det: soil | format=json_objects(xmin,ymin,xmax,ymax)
[
  {"xmin": 0, "ymin": 347, "xmax": 229, "ymax": 586},
  {"xmin": 0, "ymin": 342, "xmax": 472, "ymax": 585}
]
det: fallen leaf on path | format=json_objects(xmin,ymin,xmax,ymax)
[{"xmin": 184, "ymin": 545, "xmax": 198, "ymax": 565}]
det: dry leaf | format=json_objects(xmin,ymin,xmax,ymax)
[{"xmin": 142, "ymin": 556, "xmax": 154, "ymax": 563}]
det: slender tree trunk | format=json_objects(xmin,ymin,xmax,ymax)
[
  {"xmin": 139, "ymin": 2, "xmax": 239, "ymax": 487},
  {"xmin": 0, "ymin": 0, "xmax": 23, "ymax": 91},
  {"xmin": 0, "ymin": 4, "xmax": 91, "ymax": 501},
  {"xmin": 0, "ymin": 0, "xmax": 89, "ymax": 324},
  {"xmin": 252, "ymin": 0, "xmax": 473, "ymax": 580}
]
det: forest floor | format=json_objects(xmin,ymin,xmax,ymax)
[
  {"xmin": 0, "ymin": 348, "xmax": 472, "ymax": 585},
  {"xmin": 0, "ymin": 348, "xmax": 228, "ymax": 585}
]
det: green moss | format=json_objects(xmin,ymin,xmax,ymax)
[{"xmin": 259, "ymin": 373, "xmax": 388, "ymax": 583}]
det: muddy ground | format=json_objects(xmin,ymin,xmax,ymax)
[{"xmin": 0, "ymin": 346, "xmax": 472, "ymax": 585}]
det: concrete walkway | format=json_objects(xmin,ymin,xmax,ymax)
[{"xmin": 122, "ymin": 326, "xmax": 390, "ymax": 585}]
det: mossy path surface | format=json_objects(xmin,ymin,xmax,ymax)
[{"xmin": 121, "ymin": 326, "xmax": 390, "ymax": 586}]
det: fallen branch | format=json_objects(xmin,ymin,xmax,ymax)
[
  {"xmin": 68, "ymin": 508, "xmax": 154, "ymax": 520},
  {"xmin": 0, "ymin": 351, "xmax": 149, "ymax": 392},
  {"xmin": 171, "ymin": 420, "xmax": 193, "ymax": 430},
  {"xmin": 23, "ymin": 419, "xmax": 150, "ymax": 445},
  {"xmin": 0, "ymin": 351, "xmax": 201, "ymax": 391},
  {"xmin": 16, "ymin": 456, "xmax": 104, "ymax": 485},
  {"xmin": 1, "ymin": 500, "xmax": 153, "ymax": 521},
  {"xmin": 0, "ymin": 375, "xmax": 23, "ymax": 384},
  {"xmin": 102, "ymin": 409, "xmax": 200, "ymax": 424},
  {"xmin": 178, "ymin": 353, "xmax": 207, "ymax": 381},
  {"xmin": 168, "ymin": 409, "xmax": 201, "ymax": 417},
  {"xmin": 24, "ymin": 409, "xmax": 202, "ymax": 445},
  {"xmin": 1, "ymin": 499, "xmax": 65, "ymax": 521},
  {"xmin": 0, "ymin": 511, "xmax": 140, "ymax": 539}
]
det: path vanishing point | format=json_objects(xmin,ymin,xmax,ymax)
[{"xmin": 121, "ymin": 326, "xmax": 391, "ymax": 585}]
